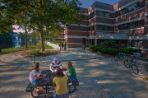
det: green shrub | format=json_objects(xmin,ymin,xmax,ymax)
[
  {"xmin": 89, "ymin": 45, "xmax": 140, "ymax": 56},
  {"xmin": 100, "ymin": 40, "xmax": 117, "ymax": 48},
  {"xmin": 98, "ymin": 48, "xmax": 119, "ymax": 55},
  {"xmin": 120, "ymin": 48, "xmax": 140, "ymax": 54},
  {"xmin": 107, "ymin": 48, "xmax": 119, "ymax": 55},
  {"xmin": 89, "ymin": 45, "xmax": 98, "ymax": 52}
]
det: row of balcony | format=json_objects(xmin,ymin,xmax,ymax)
[
  {"xmin": 116, "ymin": 9, "xmax": 145, "ymax": 23},
  {"xmin": 116, "ymin": 0, "xmax": 145, "ymax": 17},
  {"xmin": 88, "ymin": 9, "xmax": 145, "ymax": 25},
  {"xmin": 89, "ymin": 27, "xmax": 144, "ymax": 37},
  {"xmin": 66, "ymin": 19, "xmax": 144, "ymax": 32},
  {"xmin": 128, "ymin": 27, "xmax": 144, "ymax": 35}
]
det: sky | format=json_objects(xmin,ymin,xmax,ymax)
[{"xmin": 80, "ymin": 0, "xmax": 120, "ymax": 8}]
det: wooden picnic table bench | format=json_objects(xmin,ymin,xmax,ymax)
[{"xmin": 26, "ymin": 70, "xmax": 55, "ymax": 98}]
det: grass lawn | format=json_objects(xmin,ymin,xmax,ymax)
[
  {"xmin": 29, "ymin": 43, "xmax": 53, "ymax": 50},
  {"xmin": 0, "ymin": 43, "xmax": 55, "ymax": 56},
  {"xmin": 0, "ymin": 47, "xmax": 23, "ymax": 55}
]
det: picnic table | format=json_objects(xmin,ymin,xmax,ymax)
[
  {"xmin": 26, "ymin": 70, "xmax": 55, "ymax": 98},
  {"xmin": 26, "ymin": 69, "xmax": 78, "ymax": 98}
]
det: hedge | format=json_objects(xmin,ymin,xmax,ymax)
[{"xmin": 89, "ymin": 45, "xmax": 140, "ymax": 55}]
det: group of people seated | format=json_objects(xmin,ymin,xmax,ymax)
[{"xmin": 29, "ymin": 57, "xmax": 78, "ymax": 98}]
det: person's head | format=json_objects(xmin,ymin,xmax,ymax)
[
  {"xmin": 67, "ymin": 61, "xmax": 73, "ymax": 69},
  {"xmin": 32, "ymin": 62, "xmax": 40, "ymax": 71},
  {"xmin": 56, "ymin": 68, "xmax": 64, "ymax": 77},
  {"xmin": 52, "ymin": 57, "xmax": 61, "ymax": 65},
  {"xmin": 52, "ymin": 57, "xmax": 58, "ymax": 63}
]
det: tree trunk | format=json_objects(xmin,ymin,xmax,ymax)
[
  {"xmin": 25, "ymin": 24, "xmax": 28, "ymax": 48},
  {"xmin": 40, "ymin": 31, "xmax": 45, "ymax": 52}
]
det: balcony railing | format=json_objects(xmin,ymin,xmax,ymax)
[
  {"xmin": 128, "ymin": 27, "xmax": 144, "ymax": 36},
  {"xmin": 116, "ymin": 10, "xmax": 145, "ymax": 23}
]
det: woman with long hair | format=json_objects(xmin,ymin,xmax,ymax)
[{"xmin": 53, "ymin": 68, "xmax": 69, "ymax": 98}]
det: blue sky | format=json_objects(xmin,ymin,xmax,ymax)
[{"xmin": 80, "ymin": 0, "xmax": 119, "ymax": 8}]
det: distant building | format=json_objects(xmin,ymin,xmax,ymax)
[
  {"xmin": 12, "ymin": 32, "xmax": 21, "ymax": 48},
  {"xmin": 63, "ymin": 0, "xmax": 148, "ymax": 49}
]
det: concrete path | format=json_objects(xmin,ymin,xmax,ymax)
[
  {"xmin": 0, "ymin": 49, "xmax": 148, "ymax": 98},
  {"xmin": 0, "ymin": 52, "xmax": 25, "ymax": 65},
  {"xmin": 46, "ymin": 41, "xmax": 60, "ymax": 50}
]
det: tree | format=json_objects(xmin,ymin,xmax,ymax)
[
  {"xmin": 0, "ymin": 0, "xmax": 82, "ymax": 52},
  {"xmin": 0, "ymin": 2, "xmax": 13, "ymax": 32},
  {"xmin": 0, "ymin": 32, "xmax": 13, "ymax": 48},
  {"xmin": 5, "ymin": 0, "xmax": 33, "ymax": 48}
]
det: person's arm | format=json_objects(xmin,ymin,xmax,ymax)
[
  {"xmin": 53, "ymin": 78, "xmax": 56, "ymax": 87},
  {"xmin": 33, "ymin": 70, "xmax": 45, "ymax": 79},
  {"xmin": 32, "ymin": 70, "xmax": 39, "ymax": 78},
  {"xmin": 53, "ymin": 82, "xmax": 56, "ymax": 87},
  {"xmin": 60, "ymin": 65, "xmax": 67, "ymax": 71},
  {"xmin": 35, "ymin": 73, "xmax": 43, "ymax": 78},
  {"xmin": 66, "ymin": 76, "xmax": 68, "ymax": 84},
  {"xmin": 69, "ymin": 68, "xmax": 72, "ymax": 75},
  {"xmin": 38, "ymin": 74, "xmax": 46, "ymax": 78}
]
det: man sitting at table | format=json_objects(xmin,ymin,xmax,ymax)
[{"xmin": 29, "ymin": 62, "xmax": 46, "ymax": 94}]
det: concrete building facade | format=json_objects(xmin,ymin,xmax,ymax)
[{"xmin": 64, "ymin": 0, "xmax": 148, "ymax": 48}]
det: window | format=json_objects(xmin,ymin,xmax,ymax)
[{"xmin": 96, "ymin": 11, "xmax": 111, "ymax": 18}]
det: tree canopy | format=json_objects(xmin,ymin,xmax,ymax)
[{"xmin": 0, "ymin": 0, "xmax": 82, "ymax": 51}]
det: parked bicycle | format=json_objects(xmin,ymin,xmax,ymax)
[
  {"xmin": 144, "ymin": 63, "xmax": 148, "ymax": 72},
  {"xmin": 115, "ymin": 52, "xmax": 126, "ymax": 61},
  {"xmin": 123, "ymin": 55, "xmax": 139, "ymax": 75},
  {"xmin": 134, "ymin": 57, "xmax": 148, "ymax": 73},
  {"xmin": 26, "ymin": 70, "xmax": 56, "ymax": 98}
]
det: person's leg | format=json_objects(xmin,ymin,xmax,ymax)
[
  {"xmin": 31, "ymin": 80, "xmax": 37, "ymax": 87},
  {"xmin": 36, "ymin": 78, "xmax": 44, "ymax": 86},
  {"xmin": 63, "ymin": 93, "xmax": 69, "ymax": 98},
  {"xmin": 36, "ymin": 86, "xmax": 45, "ymax": 94},
  {"xmin": 56, "ymin": 93, "xmax": 69, "ymax": 98},
  {"xmin": 69, "ymin": 76, "xmax": 75, "ymax": 81},
  {"xmin": 75, "ymin": 78, "xmax": 79, "ymax": 86},
  {"xmin": 56, "ymin": 95, "xmax": 60, "ymax": 98}
]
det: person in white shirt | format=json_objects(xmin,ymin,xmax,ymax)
[
  {"xmin": 29, "ymin": 62, "xmax": 45, "ymax": 86},
  {"xmin": 50, "ymin": 57, "xmax": 62, "ymax": 73},
  {"xmin": 29, "ymin": 62, "xmax": 46, "ymax": 94}
]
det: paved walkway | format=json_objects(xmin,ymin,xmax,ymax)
[
  {"xmin": 0, "ymin": 49, "xmax": 148, "ymax": 98},
  {"xmin": 0, "ymin": 52, "xmax": 25, "ymax": 65},
  {"xmin": 46, "ymin": 41, "xmax": 60, "ymax": 50}
]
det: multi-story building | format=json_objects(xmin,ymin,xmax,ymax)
[
  {"xmin": 64, "ymin": 0, "xmax": 148, "ymax": 49},
  {"xmin": 64, "ymin": 8, "xmax": 89, "ymax": 48}
]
